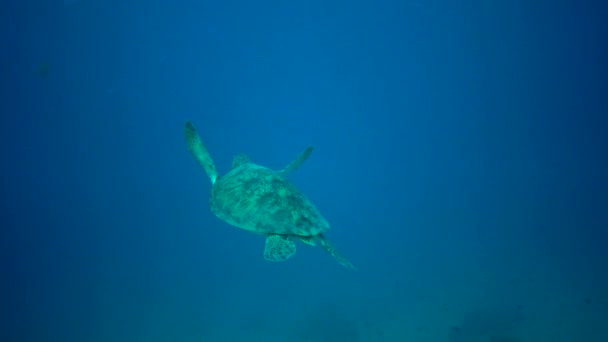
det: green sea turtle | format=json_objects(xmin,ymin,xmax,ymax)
[{"xmin": 184, "ymin": 121, "xmax": 355, "ymax": 269}]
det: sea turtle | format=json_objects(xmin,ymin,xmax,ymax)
[{"xmin": 184, "ymin": 121, "xmax": 355, "ymax": 269}]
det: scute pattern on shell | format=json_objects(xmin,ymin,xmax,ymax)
[{"xmin": 210, "ymin": 164, "xmax": 328, "ymax": 236}]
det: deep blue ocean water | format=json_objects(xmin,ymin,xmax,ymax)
[{"xmin": 1, "ymin": 0, "xmax": 607, "ymax": 341}]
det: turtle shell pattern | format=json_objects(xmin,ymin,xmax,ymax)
[{"xmin": 210, "ymin": 163, "xmax": 329, "ymax": 237}]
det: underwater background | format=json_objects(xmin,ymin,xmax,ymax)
[{"xmin": 1, "ymin": 0, "xmax": 607, "ymax": 341}]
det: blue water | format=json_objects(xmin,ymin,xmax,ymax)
[{"xmin": 2, "ymin": 1, "xmax": 607, "ymax": 341}]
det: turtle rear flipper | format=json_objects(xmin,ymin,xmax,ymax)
[
  {"xmin": 264, "ymin": 235, "xmax": 296, "ymax": 262},
  {"xmin": 184, "ymin": 121, "xmax": 218, "ymax": 184},
  {"xmin": 278, "ymin": 146, "xmax": 313, "ymax": 176},
  {"xmin": 317, "ymin": 234, "xmax": 356, "ymax": 270}
]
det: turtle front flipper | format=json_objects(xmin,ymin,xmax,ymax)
[
  {"xmin": 264, "ymin": 234, "xmax": 296, "ymax": 262},
  {"xmin": 184, "ymin": 121, "xmax": 218, "ymax": 184},
  {"xmin": 278, "ymin": 146, "xmax": 313, "ymax": 176},
  {"xmin": 317, "ymin": 234, "xmax": 356, "ymax": 270}
]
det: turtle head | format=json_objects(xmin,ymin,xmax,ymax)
[{"xmin": 231, "ymin": 153, "xmax": 251, "ymax": 169}]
